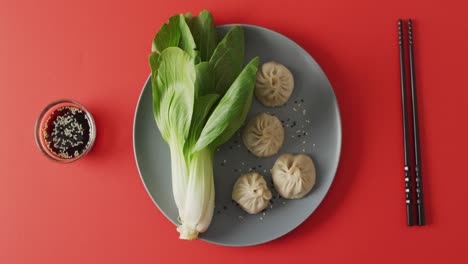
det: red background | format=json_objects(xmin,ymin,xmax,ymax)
[{"xmin": 1, "ymin": 0, "xmax": 468, "ymax": 263}]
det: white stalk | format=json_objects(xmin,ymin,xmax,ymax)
[
  {"xmin": 169, "ymin": 138, "xmax": 189, "ymax": 216},
  {"xmin": 177, "ymin": 148, "xmax": 215, "ymax": 240}
]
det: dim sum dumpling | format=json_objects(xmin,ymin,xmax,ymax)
[
  {"xmin": 255, "ymin": 61, "xmax": 294, "ymax": 107},
  {"xmin": 271, "ymin": 153, "xmax": 316, "ymax": 199},
  {"xmin": 242, "ymin": 113, "xmax": 284, "ymax": 157},
  {"xmin": 232, "ymin": 172, "xmax": 272, "ymax": 214}
]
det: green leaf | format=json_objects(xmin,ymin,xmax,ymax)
[
  {"xmin": 151, "ymin": 14, "xmax": 198, "ymax": 61},
  {"xmin": 149, "ymin": 51, "xmax": 161, "ymax": 123},
  {"xmin": 209, "ymin": 26, "xmax": 245, "ymax": 95},
  {"xmin": 177, "ymin": 14, "xmax": 198, "ymax": 60},
  {"xmin": 185, "ymin": 61, "xmax": 218, "ymax": 155},
  {"xmin": 152, "ymin": 15, "xmax": 181, "ymax": 52},
  {"xmin": 187, "ymin": 10, "xmax": 217, "ymax": 61},
  {"xmin": 184, "ymin": 12, "xmax": 193, "ymax": 22},
  {"xmin": 194, "ymin": 57, "xmax": 259, "ymax": 152},
  {"xmin": 150, "ymin": 47, "xmax": 196, "ymax": 142},
  {"xmin": 185, "ymin": 93, "xmax": 219, "ymax": 156},
  {"xmin": 194, "ymin": 62, "xmax": 215, "ymax": 97}
]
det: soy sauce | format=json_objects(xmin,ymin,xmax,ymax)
[{"xmin": 41, "ymin": 106, "xmax": 91, "ymax": 159}]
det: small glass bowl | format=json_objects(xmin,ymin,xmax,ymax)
[{"xmin": 35, "ymin": 99, "xmax": 96, "ymax": 163}]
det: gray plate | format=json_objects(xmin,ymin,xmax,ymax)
[{"xmin": 134, "ymin": 24, "xmax": 342, "ymax": 247}]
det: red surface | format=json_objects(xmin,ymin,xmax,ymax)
[{"xmin": 1, "ymin": 0, "xmax": 468, "ymax": 263}]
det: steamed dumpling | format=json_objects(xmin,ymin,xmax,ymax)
[
  {"xmin": 232, "ymin": 172, "xmax": 272, "ymax": 214},
  {"xmin": 255, "ymin": 61, "xmax": 294, "ymax": 107},
  {"xmin": 242, "ymin": 113, "xmax": 284, "ymax": 157},
  {"xmin": 271, "ymin": 154, "xmax": 316, "ymax": 199}
]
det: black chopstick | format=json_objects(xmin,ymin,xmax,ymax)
[
  {"xmin": 398, "ymin": 19, "xmax": 415, "ymax": 226},
  {"xmin": 408, "ymin": 19, "xmax": 425, "ymax": 226}
]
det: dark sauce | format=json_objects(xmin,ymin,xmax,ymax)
[{"xmin": 42, "ymin": 106, "xmax": 91, "ymax": 159}]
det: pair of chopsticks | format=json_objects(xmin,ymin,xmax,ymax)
[{"xmin": 398, "ymin": 19, "xmax": 425, "ymax": 226}]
